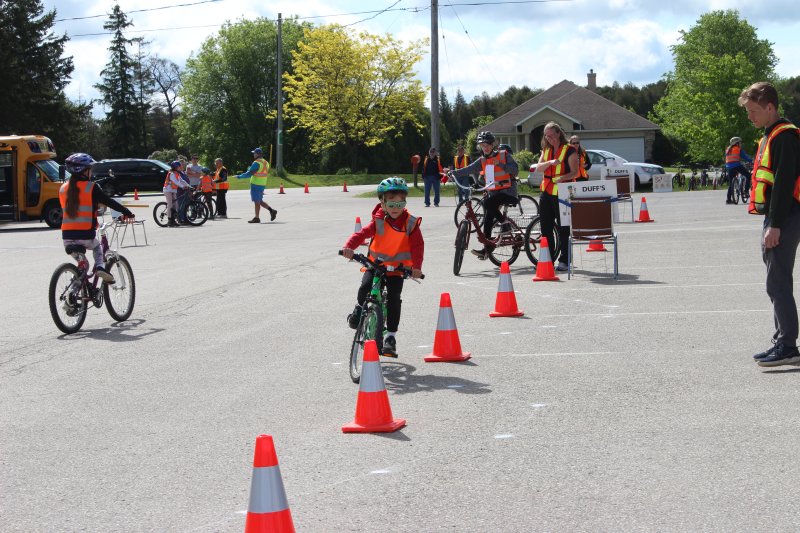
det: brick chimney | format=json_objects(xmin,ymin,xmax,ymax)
[{"xmin": 587, "ymin": 69, "xmax": 597, "ymax": 91}]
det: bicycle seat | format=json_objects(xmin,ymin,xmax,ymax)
[{"xmin": 64, "ymin": 244, "xmax": 87, "ymax": 255}]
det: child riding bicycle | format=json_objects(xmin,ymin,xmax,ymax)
[
  {"xmin": 60, "ymin": 153, "xmax": 134, "ymax": 283},
  {"xmin": 341, "ymin": 177, "xmax": 424, "ymax": 357}
]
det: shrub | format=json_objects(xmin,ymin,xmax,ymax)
[
  {"xmin": 336, "ymin": 167, "xmax": 352, "ymax": 175},
  {"xmin": 514, "ymin": 149, "xmax": 535, "ymax": 170}
]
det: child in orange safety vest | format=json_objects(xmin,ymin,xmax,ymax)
[
  {"xmin": 340, "ymin": 177, "xmax": 424, "ymax": 358},
  {"xmin": 199, "ymin": 167, "xmax": 215, "ymax": 219}
]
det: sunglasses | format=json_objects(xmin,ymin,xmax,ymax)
[
  {"xmin": 569, "ymin": 141, "xmax": 580, "ymax": 145},
  {"xmin": 384, "ymin": 200, "xmax": 407, "ymax": 209}
]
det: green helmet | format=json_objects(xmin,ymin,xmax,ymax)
[{"xmin": 376, "ymin": 176, "xmax": 408, "ymax": 195}]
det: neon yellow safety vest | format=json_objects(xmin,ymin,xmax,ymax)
[
  {"xmin": 250, "ymin": 158, "xmax": 269, "ymax": 187},
  {"xmin": 748, "ymin": 122, "xmax": 800, "ymax": 215}
]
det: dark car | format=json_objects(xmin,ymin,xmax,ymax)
[{"xmin": 92, "ymin": 159, "xmax": 171, "ymax": 196}]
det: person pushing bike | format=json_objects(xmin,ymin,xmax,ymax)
[
  {"xmin": 341, "ymin": 177, "xmax": 424, "ymax": 358},
  {"xmin": 60, "ymin": 153, "xmax": 134, "ymax": 284},
  {"xmin": 725, "ymin": 136, "xmax": 753, "ymax": 204}
]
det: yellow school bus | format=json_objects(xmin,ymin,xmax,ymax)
[{"xmin": 0, "ymin": 135, "xmax": 65, "ymax": 227}]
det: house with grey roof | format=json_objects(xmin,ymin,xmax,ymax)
[{"xmin": 483, "ymin": 71, "xmax": 659, "ymax": 163}]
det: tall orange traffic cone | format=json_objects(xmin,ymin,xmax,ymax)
[
  {"xmin": 490, "ymin": 261, "xmax": 524, "ymax": 317},
  {"xmin": 342, "ymin": 340, "xmax": 406, "ymax": 433},
  {"xmin": 343, "ymin": 181, "xmax": 348, "ymax": 192},
  {"xmin": 304, "ymin": 183, "xmax": 309, "ymax": 194},
  {"xmin": 586, "ymin": 239, "xmax": 607, "ymax": 252},
  {"xmin": 133, "ymin": 188, "xmax": 139, "ymax": 200},
  {"xmin": 278, "ymin": 182, "xmax": 285, "ymax": 194},
  {"xmin": 244, "ymin": 435, "xmax": 295, "ymax": 533},
  {"xmin": 532, "ymin": 236, "xmax": 560, "ymax": 282},
  {"xmin": 354, "ymin": 216, "xmax": 362, "ymax": 233},
  {"xmin": 637, "ymin": 196, "xmax": 654, "ymax": 223},
  {"xmin": 424, "ymin": 293, "xmax": 471, "ymax": 362}
]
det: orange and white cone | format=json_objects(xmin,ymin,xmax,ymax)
[
  {"xmin": 244, "ymin": 435, "xmax": 295, "ymax": 533},
  {"xmin": 342, "ymin": 340, "xmax": 406, "ymax": 433},
  {"xmin": 490, "ymin": 261, "xmax": 524, "ymax": 317},
  {"xmin": 424, "ymin": 293, "xmax": 471, "ymax": 362},
  {"xmin": 133, "ymin": 188, "xmax": 139, "ymax": 200},
  {"xmin": 354, "ymin": 216, "xmax": 362, "ymax": 233},
  {"xmin": 278, "ymin": 183, "xmax": 286, "ymax": 194},
  {"xmin": 532, "ymin": 236, "xmax": 560, "ymax": 282},
  {"xmin": 586, "ymin": 240, "xmax": 607, "ymax": 252},
  {"xmin": 637, "ymin": 196, "xmax": 654, "ymax": 223},
  {"xmin": 343, "ymin": 181, "xmax": 348, "ymax": 192},
  {"xmin": 303, "ymin": 183, "xmax": 309, "ymax": 194}
]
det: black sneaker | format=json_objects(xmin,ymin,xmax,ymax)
[
  {"xmin": 382, "ymin": 336, "xmax": 398, "ymax": 358},
  {"xmin": 757, "ymin": 343, "xmax": 800, "ymax": 367},
  {"xmin": 96, "ymin": 266, "xmax": 115, "ymax": 284},
  {"xmin": 753, "ymin": 342, "xmax": 777, "ymax": 361},
  {"xmin": 470, "ymin": 248, "xmax": 488, "ymax": 260},
  {"xmin": 347, "ymin": 305, "xmax": 362, "ymax": 330},
  {"xmin": 269, "ymin": 208, "xmax": 277, "ymax": 221},
  {"xmin": 248, "ymin": 217, "xmax": 260, "ymax": 223}
]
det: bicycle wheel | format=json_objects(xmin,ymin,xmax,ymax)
[
  {"xmin": 349, "ymin": 303, "xmax": 384, "ymax": 383},
  {"xmin": 524, "ymin": 216, "xmax": 560, "ymax": 265},
  {"xmin": 741, "ymin": 181, "xmax": 750, "ymax": 203},
  {"xmin": 733, "ymin": 180, "xmax": 741, "ymax": 204},
  {"xmin": 454, "ymin": 197, "xmax": 483, "ymax": 231},
  {"xmin": 186, "ymin": 201, "xmax": 208, "ymax": 226},
  {"xmin": 103, "ymin": 256, "xmax": 136, "ymax": 322},
  {"xmin": 488, "ymin": 219, "xmax": 521, "ymax": 267},
  {"xmin": 208, "ymin": 197, "xmax": 217, "ymax": 218},
  {"xmin": 453, "ymin": 220, "xmax": 469, "ymax": 276},
  {"xmin": 49, "ymin": 263, "xmax": 87, "ymax": 334},
  {"xmin": 153, "ymin": 202, "xmax": 169, "ymax": 227},
  {"xmin": 507, "ymin": 194, "xmax": 539, "ymax": 227}
]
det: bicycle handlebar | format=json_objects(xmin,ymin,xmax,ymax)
[
  {"xmin": 446, "ymin": 170, "xmax": 490, "ymax": 193},
  {"xmin": 339, "ymin": 250, "xmax": 425, "ymax": 280}
]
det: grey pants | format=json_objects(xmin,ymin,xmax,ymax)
[
  {"xmin": 63, "ymin": 237, "xmax": 104, "ymax": 269},
  {"xmin": 762, "ymin": 203, "xmax": 800, "ymax": 346}
]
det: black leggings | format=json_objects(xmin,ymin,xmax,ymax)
[
  {"xmin": 357, "ymin": 269, "xmax": 404, "ymax": 332},
  {"xmin": 482, "ymin": 192, "xmax": 517, "ymax": 240},
  {"xmin": 216, "ymin": 189, "xmax": 227, "ymax": 215},
  {"xmin": 539, "ymin": 192, "xmax": 569, "ymax": 262}
]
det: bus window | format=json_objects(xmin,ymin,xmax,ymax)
[
  {"xmin": 36, "ymin": 159, "xmax": 65, "ymax": 182},
  {"xmin": 26, "ymin": 163, "xmax": 42, "ymax": 207}
]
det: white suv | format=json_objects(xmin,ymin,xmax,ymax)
[{"xmin": 528, "ymin": 149, "xmax": 664, "ymax": 190}]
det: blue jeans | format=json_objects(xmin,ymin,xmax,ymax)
[
  {"xmin": 454, "ymin": 174, "xmax": 472, "ymax": 204},
  {"xmin": 726, "ymin": 165, "xmax": 749, "ymax": 201},
  {"xmin": 423, "ymin": 175, "xmax": 440, "ymax": 206}
]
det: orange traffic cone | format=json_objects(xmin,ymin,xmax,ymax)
[
  {"xmin": 278, "ymin": 182, "xmax": 285, "ymax": 194},
  {"xmin": 532, "ymin": 236, "xmax": 560, "ymax": 282},
  {"xmin": 354, "ymin": 216, "xmax": 362, "ymax": 233},
  {"xmin": 343, "ymin": 181, "xmax": 348, "ymax": 192},
  {"xmin": 342, "ymin": 340, "xmax": 406, "ymax": 433},
  {"xmin": 637, "ymin": 196, "xmax": 654, "ymax": 223},
  {"xmin": 133, "ymin": 188, "xmax": 139, "ymax": 200},
  {"xmin": 244, "ymin": 435, "xmax": 295, "ymax": 533},
  {"xmin": 424, "ymin": 293, "xmax": 471, "ymax": 362},
  {"xmin": 586, "ymin": 239, "xmax": 607, "ymax": 252},
  {"xmin": 304, "ymin": 183, "xmax": 309, "ymax": 194},
  {"xmin": 490, "ymin": 261, "xmax": 524, "ymax": 317}
]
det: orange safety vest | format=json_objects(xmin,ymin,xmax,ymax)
[
  {"xmin": 726, "ymin": 145, "xmax": 742, "ymax": 165},
  {"xmin": 200, "ymin": 174, "xmax": 213, "ymax": 193},
  {"xmin": 367, "ymin": 214, "xmax": 421, "ymax": 275},
  {"xmin": 453, "ymin": 154, "xmax": 469, "ymax": 169},
  {"xmin": 540, "ymin": 145, "xmax": 570, "ymax": 195},
  {"xmin": 480, "ymin": 150, "xmax": 513, "ymax": 191},
  {"xmin": 59, "ymin": 180, "xmax": 94, "ymax": 231},
  {"xmin": 577, "ymin": 150, "xmax": 589, "ymax": 180},
  {"xmin": 214, "ymin": 166, "xmax": 229, "ymax": 191},
  {"xmin": 164, "ymin": 170, "xmax": 181, "ymax": 191},
  {"xmin": 748, "ymin": 122, "xmax": 800, "ymax": 215}
]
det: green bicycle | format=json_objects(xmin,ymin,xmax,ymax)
[{"xmin": 340, "ymin": 251, "xmax": 423, "ymax": 383}]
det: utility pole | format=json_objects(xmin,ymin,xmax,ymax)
[
  {"xmin": 430, "ymin": 0, "xmax": 439, "ymax": 152},
  {"xmin": 276, "ymin": 13, "xmax": 284, "ymax": 174}
]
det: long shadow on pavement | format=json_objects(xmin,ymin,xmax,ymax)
[
  {"xmin": 57, "ymin": 318, "xmax": 164, "ymax": 342},
  {"xmin": 381, "ymin": 362, "xmax": 492, "ymax": 396}
]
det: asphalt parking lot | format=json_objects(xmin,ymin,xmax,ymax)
[{"xmin": 2, "ymin": 186, "xmax": 799, "ymax": 531}]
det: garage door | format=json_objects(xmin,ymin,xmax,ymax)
[{"xmin": 581, "ymin": 137, "xmax": 645, "ymax": 162}]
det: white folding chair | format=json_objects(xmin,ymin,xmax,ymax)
[
  {"xmin": 567, "ymin": 197, "xmax": 618, "ymax": 279},
  {"xmin": 113, "ymin": 214, "xmax": 148, "ymax": 247}
]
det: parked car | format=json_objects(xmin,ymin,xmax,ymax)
[
  {"xmin": 527, "ymin": 149, "xmax": 665, "ymax": 191},
  {"xmin": 91, "ymin": 159, "xmax": 171, "ymax": 196}
]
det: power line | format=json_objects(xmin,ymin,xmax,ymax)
[
  {"xmin": 442, "ymin": 0, "xmax": 503, "ymax": 92},
  {"xmin": 54, "ymin": 0, "xmax": 224, "ymax": 22},
  {"xmin": 343, "ymin": 0, "xmax": 404, "ymax": 28}
]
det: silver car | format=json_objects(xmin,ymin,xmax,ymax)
[{"xmin": 528, "ymin": 149, "xmax": 664, "ymax": 191}]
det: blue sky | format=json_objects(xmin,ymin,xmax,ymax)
[{"xmin": 46, "ymin": 0, "xmax": 800, "ymax": 109}]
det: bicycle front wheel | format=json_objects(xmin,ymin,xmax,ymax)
[
  {"xmin": 453, "ymin": 220, "xmax": 469, "ymax": 276},
  {"xmin": 733, "ymin": 182, "xmax": 741, "ymax": 204},
  {"xmin": 49, "ymin": 263, "xmax": 87, "ymax": 334},
  {"xmin": 153, "ymin": 202, "xmax": 169, "ymax": 227},
  {"xmin": 349, "ymin": 303, "xmax": 384, "ymax": 383},
  {"xmin": 103, "ymin": 256, "xmax": 136, "ymax": 322},
  {"xmin": 508, "ymin": 194, "xmax": 539, "ymax": 228},
  {"xmin": 186, "ymin": 201, "xmax": 208, "ymax": 226},
  {"xmin": 454, "ymin": 197, "xmax": 483, "ymax": 231},
  {"xmin": 488, "ymin": 220, "xmax": 521, "ymax": 266}
]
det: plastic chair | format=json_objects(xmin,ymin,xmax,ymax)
[{"xmin": 567, "ymin": 197, "xmax": 618, "ymax": 279}]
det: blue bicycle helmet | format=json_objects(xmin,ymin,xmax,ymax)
[
  {"xmin": 201, "ymin": 167, "xmax": 211, "ymax": 174},
  {"xmin": 64, "ymin": 153, "xmax": 96, "ymax": 174},
  {"xmin": 170, "ymin": 160, "xmax": 182, "ymax": 169},
  {"xmin": 376, "ymin": 176, "xmax": 408, "ymax": 195}
]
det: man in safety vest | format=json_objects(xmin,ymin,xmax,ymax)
[
  {"xmin": 199, "ymin": 167, "xmax": 215, "ymax": 219},
  {"xmin": 725, "ymin": 136, "xmax": 753, "ymax": 204},
  {"xmin": 234, "ymin": 147, "xmax": 277, "ymax": 224},
  {"xmin": 448, "ymin": 131, "xmax": 519, "ymax": 260},
  {"xmin": 213, "ymin": 157, "xmax": 229, "ymax": 218},
  {"xmin": 422, "ymin": 147, "xmax": 444, "ymax": 207},
  {"xmin": 739, "ymin": 81, "xmax": 800, "ymax": 367},
  {"xmin": 449, "ymin": 145, "xmax": 472, "ymax": 204}
]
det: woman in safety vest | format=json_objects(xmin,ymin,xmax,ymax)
[
  {"xmin": 59, "ymin": 153, "xmax": 134, "ymax": 283},
  {"xmin": 199, "ymin": 167, "xmax": 215, "ymax": 219},
  {"xmin": 568, "ymin": 135, "xmax": 592, "ymax": 181},
  {"xmin": 448, "ymin": 131, "xmax": 519, "ymax": 260},
  {"xmin": 531, "ymin": 122, "xmax": 579, "ymax": 271},
  {"xmin": 163, "ymin": 160, "xmax": 190, "ymax": 226},
  {"xmin": 213, "ymin": 158, "xmax": 229, "ymax": 218},
  {"xmin": 725, "ymin": 136, "xmax": 753, "ymax": 204}
]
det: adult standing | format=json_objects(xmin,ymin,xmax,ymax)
[
  {"xmin": 531, "ymin": 122, "xmax": 579, "ymax": 272},
  {"xmin": 569, "ymin": 135, "xmax": 591, "ymax": 181},
  {"xmin": 234, "ymin": 147, "xmax": 277, "ymax": 223},
  {"xmin": 422, "ymin": 147, "xmax": 443, "ymax": 207},
  {"xmin": 451, "ymin": 145, "xmax": 472, "ymax": 204},
  {"xmin": 739, "ymin": 82, "xmax": 800, "ymax": 367},
  {"xmin": 213, "ymin": 158, "xmax": 229, "ymax": 218},
  {"xmin": 163, "ymin": 160, "xmax": 189, "ymax": 227},
  {"xmin": 185, "ymin": 155, "xmax": 203, "ymax": 188},
  {"xmin": 725, "ymin": 136, "xmax": 753, "ymax": 204}
]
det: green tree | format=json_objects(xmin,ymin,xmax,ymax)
[
  {"xmin": 777, "ymin": 76, "xmax": 800, "ymax": 125},
  {"xmin": 283, "ymin": 24, "xmax": 427, "ymax": 170},
  {"xmin": 452, "ymin": 90, "xmax": 470, "ymax": 140},
  {"xmin": 652, "ymin": 9, "xmax": 777, "ymax": 163},
  {"xmin": 177, "ymin": 17, "xmax": 309, "ymax": 171},
  {"xmin": 95, "ymin": 4, "xmax": 145, "ymax": 157}
]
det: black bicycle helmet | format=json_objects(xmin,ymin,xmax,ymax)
[
  {"xmin": 476, "ymin": 131, "xmax": 496, "ymax": 144},
  {"xmin": 498, "ymin": 143, "xmax": 513, "ymax": 154}
]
